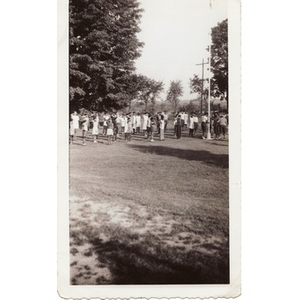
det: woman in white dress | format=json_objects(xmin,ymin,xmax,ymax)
[
  {"xmin": 142, "ymin": 113, "xmax": 148, "ymax": 137},
  {"xmin": 71, "ymin": 111, "xmax": 79, "ymax": 136},
  {"xmin": 81, "ymin": 114, "xmax": 89, "ymax": 146},
  {"xmin": 131, "ymin": 112, "xmax": 136, "ymax": 134},
  {"xmin": 136, "ymin": 112, "xmax": 141, "ymax": 133},
  {"xmin": 92, "ymin": 114, "xmax": 99, "ymax": 143}
]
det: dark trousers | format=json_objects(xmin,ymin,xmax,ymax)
[
  {"xmin": 193, "ymin": 122, "xmax": 198, "ymax": 135},
  {"xmin": 201, "ymin": 122, "xmax": 207, "ymax": 136},
  {"xmin": 220, "ymin": 125, "xmax": 226, "ymax": 136},
  {"xmin": 214, "ymin": 124, "xmax": 221, "ymax": 137},
  {"xmin": 176, "ymin": 125, "xmax": 181, "ymax": 139}
]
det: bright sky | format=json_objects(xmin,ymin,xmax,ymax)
[{"xmin": 135, "ymin": 0, "xmax": 228, "ymax": 100}]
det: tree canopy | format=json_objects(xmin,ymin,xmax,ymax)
[
  {"xmin": 189, "ymin": 19, "xmax": 228, "ymax": 111},
  {"xmin": 69, "ymin": 0, "xmax": 144, "ymax": 112},
  {"xmin": 211, "ymin": 19, "xmax": 228, "ymax": 100}
]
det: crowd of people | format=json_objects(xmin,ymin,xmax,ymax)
[{"xmin": 69, "ymin": 110, "xmax": 228, "ymax": 145}]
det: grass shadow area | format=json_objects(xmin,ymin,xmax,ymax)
[
  {"xmin": 90, "ymin": 235, "xmax": 229, "ymax": 284},
  {"xmin": 127, "ymin": 144, "xmax": 229, "ymax": 168}
]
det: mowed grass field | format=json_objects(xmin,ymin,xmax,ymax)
[{"xmin": 69, "ymin": 128, "xmax": 229, "ymax": 285}]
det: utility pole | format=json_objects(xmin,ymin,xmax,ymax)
[
  {"xmin": 196, "ymin": 59, "xmax": 209, "ymax": 116},
  {"xmin": 207, "ymin": 0, "xmax": 213, "ymax": 140}
]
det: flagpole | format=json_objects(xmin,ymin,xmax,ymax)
[{"xmin": 207, "ymin": 0, "xmax": 212, "ymax": 139}]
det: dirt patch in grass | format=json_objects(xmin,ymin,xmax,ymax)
[{"xmin": 69, "ymin": 130, "xmax": 229, "ymax": 284}]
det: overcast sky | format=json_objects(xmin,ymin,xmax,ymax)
[{"xmin": 135, "ymin": 0, "xmax": 228, "ymax": 100}]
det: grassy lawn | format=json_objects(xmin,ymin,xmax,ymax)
[{"xmin": 69, "ymin": 128, "xmax": 229, "ymax": 285}]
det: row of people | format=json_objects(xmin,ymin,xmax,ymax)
[
  {"xmin": 70, "ymin": 111, "xmax": 166, "ymax": 145},
  {"xmin": 70, "ymin": 110, "xmax": 228, "ymax": 145}
]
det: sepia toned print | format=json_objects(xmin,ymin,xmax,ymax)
[{"xmin": 58, "ymin": 0, "xmax": 240, "ymax": 297}]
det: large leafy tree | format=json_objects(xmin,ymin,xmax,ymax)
[
  {"xmin": 69, "ymin": 0, "xmax": 144, "ymax": 111},
  {"xmin": 131, "ymin": 75, "xmax": 164, "ymax": 111},
  {"xmin": 211, "ymin": 19, "xmax": 228, "ymax": 101},
  {"xmin": 166, "ymin": 80, "xmax": 183, "ymax": 112}
]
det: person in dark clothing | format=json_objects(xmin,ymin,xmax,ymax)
[{"xmin": 176, "ymin": 114, "xmax": 182, "ymax": 139}]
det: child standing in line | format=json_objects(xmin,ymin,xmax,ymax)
[
  {"xmin": 219, "ymin": 115, "xmax": 227, "ymax": 139},
  {"xmin": 136, "ymin": 112, "xmax": 141, "ymax": 134},
  {"xmin": 176, "ymin": 114, "xmax": 182, "ymax": 139},
  {"xmin": 146, "ymin": 115, "xmax": 152, "ymax": 140},
  {"xmin": 106, "ymin": 118, "xmax": 114, "ymax": 145},
  {"xmin": 173, "ymin": 114, "xmax": 178, "ymax": 137},
  {"xmin": 189, "ymin": 114, "xmax": 194, "ymax": 137},
  {"xmin": 71, "ymin": 111, "xmax": 79, "ymax": 138},
  {"xmin": 70, "ymin": 119, "xmax": 74, "ymax": 144},
  {"xmin": 92, "ymin": 115, "xmax": 99, "ymax": 143},
  {"xmin": 159, "ymin": 115, "xmax": 165, "ymax": 141},
  {"xmin": 143, "ymin": 113, "xmax": 148, "ymax": 137},
  {"xmin": 213, "ymin": 112, "xmax": 220, "ymax": 139},
  {"xmin": 193, "ymin": 113, "xmax": 199, "ymax": 136},
  {"xmin": 124, "ymin": 117, "xmax": 129, "ymax": 142},
  {"xmin": 111, "ymin": 113, "xmax": 117, "ymax": 142},
  {"xmin": 149, "ymin": 117, "xmax": 155, "ymax": 142},
  {"xmin": 81, "ymin": 113, "xmax": 89, "ymax": 146},
  {"xmin": 103, "ymin": 113, "xmax": 108, "ymax": 135},
  {"xmin": 127, "ymin": 118, "xmax": 133, "ymax": 143},
  {"xmin": 156, "ymin": 112, "xmax": 161, "ymax": 136}
]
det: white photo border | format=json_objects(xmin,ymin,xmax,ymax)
[{"xmin": 57, "ymin": 0, "xmax": 241, "ymax": 298}]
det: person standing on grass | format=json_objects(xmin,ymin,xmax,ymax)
[
  {"xmin": 92, "ymin": 114, "xmax": 99, "ymax": 143},
  {"xmin": 201, "ymin": 112, "xmax": 208, "ymax": 139},
  {"xmin": 116, "ymin": 112, "xmax": 121, "ymax": 139},
  {"xmin": 159, "ymin": 115, "xmax": 165, "ymax": 141},
  {"xmin": 127, "ymin": 117, "xmax": 133, "ymax": 143},
  {"xmin": 142, "ymin": 112, "xmax": 148, "ymax": 137},
  {"xmin": 71, "ymin": 111, "xmax": 79, "ymax": 137},
  {"xmin": 81, "ymin": 113, "xmax": 89, "ymax": 146},
  {"xmin": 149, "ymin": 116, "xmax": 155, "ymax": 142},
  {"xmin": 176, "ymin": 114, "xmax": 182, "ymax": 139},
  {"xmin": 135, "ymin": 112, "xmax": 140, "ymax": 134},
  {"xmin": 174, "ymin": 113, "xmax": 178, "ymax": 137},
  {"xmin": 111, "ymin": 113, "xmax": 118, "ymax": 142},
  {"xmin": 146, "ymin": 114, "xmax": 152, "ymax": 140},
  {"xmin": 156, "ymin": 112, "xmax": 161, "ymax": 136},
  {"xmin": 106, "ymin": 118, "xmax": 114, "ymax": 145},
  {"xmin": 131, "ymin": 112, "xmax": 136, "ymax": 135},
  {"xmin": 213, "ymin": 112, "xmax": 220, "ymax": 139},
  {"xmin": 124, "ymin": 116, "xmax": 128, "ymax": 142},
  {"xmin": 70, "ymin": 119, "xmax": 75, "ymax": 144},
  {"xmin": 193, "ymin": 113, "xmax": 199, "ymax": 136},
  {"xmin": 189, "ymin": 113, "xmax": 194, "ymax": 137},
  {"xmin": 219, "ymin": 114, "xmax": 227, "ymax": 139},
  {"xmin": 103, "ymin": 113, "xmax": 108, "ymax": 135}
]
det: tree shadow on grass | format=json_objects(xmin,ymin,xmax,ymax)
[
  {"xmin": 127, "ymin": 144, "xmax": 229, "ymax": 168},
  {"xmin": 90, "ymin": 237, "xmax": 229, "ymax": 285}
]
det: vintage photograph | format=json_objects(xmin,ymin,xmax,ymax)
[{"xmin": 60, "ymin": 0, "xmax": 240, "ymax": 295}]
